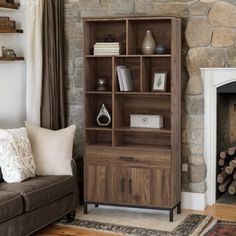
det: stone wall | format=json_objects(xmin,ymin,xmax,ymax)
[{"xmin": 64, "ymin": 0, "xmax": 236, "ymax": 193}]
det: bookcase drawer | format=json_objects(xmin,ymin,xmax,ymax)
[{"xmin": 85, "ymin": 147, "xmax": 171, "ymax": 169}]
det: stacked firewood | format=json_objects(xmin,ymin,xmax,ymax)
[
  {"xmin": 217, "ymin": 146, "xmax": 236, "ymax": 195},
  {"xmin": 0, "ymin": 17, "xmax": 16, "ymax": 32}
]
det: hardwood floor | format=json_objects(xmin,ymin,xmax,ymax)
[
  {"xmin": 34, "ymin": 225, "xmax": 123, "ymax": 236},
  {"xmin": 34, "ymin": 204, "xmax": 236, "ymax": 236}
]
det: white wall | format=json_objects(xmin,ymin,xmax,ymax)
[{"xmin": 0, "ymin": 7, "xmax": 26, "ymax": 128}]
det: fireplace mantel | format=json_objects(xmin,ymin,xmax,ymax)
[{"xmin": 201, "ymin": 68, "xmax": 236, "ymax": 206}]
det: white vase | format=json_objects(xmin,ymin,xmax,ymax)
[{"xmin": 141, "ymin": 30, "xmax": 156, "ymax": 55}]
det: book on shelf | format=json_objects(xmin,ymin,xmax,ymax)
[
  {"xmin": 116, "ymin": 65, "xmax": 126, "ymax": 91},
  {"xmin": 94, "ymin": 42, "xmax": 120, "ymax": 47},
  {"xmin": 116, "ymin": 66, "xmax": 134, "ymax": 92},
  {"xmin": 94, "ymin": 42, "xmax": 120, "ymax": 55}
]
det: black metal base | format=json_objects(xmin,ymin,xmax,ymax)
[
  {"xmin": 177, "ymin": 202, "xmax": 181, "ymax": 214},
  {"xmin": 66, "ymin": 210, "xmax": 76, "ymax": 222},
  {"xmin": 83, "ymin": 201, "xmax": 181, "ymax": 222}
]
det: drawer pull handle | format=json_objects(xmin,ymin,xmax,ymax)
[{"xmin": 120, "ymin": 156, "xmax": 134, "ymax": 161}]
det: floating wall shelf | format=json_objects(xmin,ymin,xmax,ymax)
[
  {"xmin": 0, "ymin": 29, "xmax": 23, "ymax": 33},
  {"xmin": 0, "ymin": 3, "xmax": 20, "ymax": 9},
  {"xmin": 0, "ymin": 57, "xmax": 24, "ymax": 61}
]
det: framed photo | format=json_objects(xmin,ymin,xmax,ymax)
[{"xmin": 152, "ymin": 72, "xmax": 167, "ymax": 92}]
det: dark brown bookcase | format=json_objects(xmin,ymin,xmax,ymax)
[{"xmin": 83, "ymin": 16, "xmax": 181, "ymax": 221}]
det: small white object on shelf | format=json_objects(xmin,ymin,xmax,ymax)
[
  {"xmin": 97, "ymin": 104, "xmax": 111, "ymax": 126},
  {"xmin": 130, "ymin": 114, "xmax": 163, "ymax": 129}
]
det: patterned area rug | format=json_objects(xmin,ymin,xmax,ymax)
[
  {"xmin": 57, "ymin": 206, "xmax": 212, "ymax": 236},
  {"xmin": 200, "ymin": 219, "xmax": 236, "ymax": 236}
]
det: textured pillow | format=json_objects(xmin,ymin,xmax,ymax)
[
  {"xmin": 25, "ymin": 122, "xmax": 76, "ymax": 176},
  {"xmin": 0, "ymin": 128, "xmax": 36, "ymax": 183}
]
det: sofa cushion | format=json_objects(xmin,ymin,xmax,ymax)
[
  {"xmin": 25, "ymin": 122, "xmax": 76, "ymax": 176},
  {"xmin": 0, "ymin": 175, "xmax": 76, "ymax": 212},
  {"xmin": 0, "ymin": 191, "xmax": 23, "ymax": 223},
  {"xmin": 0, "ymin": 127, "xmax": 36, "ymax": 183}
]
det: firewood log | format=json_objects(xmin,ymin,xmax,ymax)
[
  {"xmin": 220, "ymin": 151, "xmax": 227, "ymax": 159},
  {"xmin": 218, "ymin": 158, "xmax": 225, "ymax": 167},
  {"xmin": 218, "ymin": 177, "xmax": 232, "ymax": 192},
  {"xmin": 218, "ymin": 156, "xmax": 236, "ymax": 167},
  {"xmin": 228, "ymin": 146, "xmax": 236, "ymax": 156},
  {"xmin": 217, "ymin": 170, "xmax": 229, "ymax": 184},
  {"xmin": 228, "ymin": 180, "xmax": 236, "ymax": 195},
  {"xmin": 233, "ymin": 171, "xmax": 236, "ymax": 180},
  {"xmin": 225, "ymin": 160, "xmax": 236, "ymax": 175}
]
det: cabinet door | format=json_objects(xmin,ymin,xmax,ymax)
[
  {"xmin": 127, "ymin": 168, "xmax": 151, "ymax": 205},
  {"xmin": 126, "ymin": 168, "xmax": 171, "ymax": 207},
  {"xmin": 150, "ymin": 169, "xmax": 171, "ymax": 207},
  {"xmin": 106, "ymin": 167, "xmax": 129, "ymax": 203},
  {"xmin": 85, "ymin": 165, "xmax": 129, "ymax": 203},
  {"xmin": 85, "ymin": 165, "xmax": 107, "ymax": 202}
]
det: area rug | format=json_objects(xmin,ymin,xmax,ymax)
[
  {"xmin": 57, "ymin": 206, "xmax": 212, "ymax": 236},
  {"xmin": 200, "ymin": 219, "xmax": 236, "ymax": 236}
]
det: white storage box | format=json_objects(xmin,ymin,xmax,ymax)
[{"xmin": 130, "ymin": 114, "xmax": 164, "ymax": 129}]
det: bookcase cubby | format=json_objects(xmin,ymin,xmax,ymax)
[
  {"xmin": 127, "ymin": 19, "xmax": 172, "ymax": 55},
  {"xmin": 84, "ymin": 57, "xmax": 112, "ymax": 91},
  {"xmin": 85, "ymin": 94, "xmax": 112, "ymax": 128},
  {"xmin": 142, "ymin": 57, "xmax": 171, "ymax": 92},
  {"xmin": 114, "ymin": 94, "xmax": 171, "ymax": 130},
  {"xmin": 86, "ymin": 130, "xmax": 112, "ymax": 147},
  {"xmin": 83, "ymin": 16, "xmax": 181, "ymax": 222},
  {"xmin": 114, "ymin": 57, "xmax": 141, "ymax": 92},
  {"xmin": 84, "ymin": 20, "xmax": 126, "ymax": 55}
]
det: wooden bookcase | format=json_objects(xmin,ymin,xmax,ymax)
[{"xmin": 83, "ymin": 16, "xmax": 181, "ymax": 221}]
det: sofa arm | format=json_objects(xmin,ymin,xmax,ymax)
[
  {"xmin": 71, "ymin": 159, "xmax": 80, "ymax": 206},
  {"xmin": 71, "ymin": 159, "xmax": 77, "ymax": 177}
]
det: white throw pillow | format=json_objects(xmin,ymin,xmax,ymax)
[
  {"xmin": 0, "ymin": 127, "xmax": 36, "ymax": 183},
  {"xmin": 25, "ymin": 122, "xmax": 76, "ymax": 176}
]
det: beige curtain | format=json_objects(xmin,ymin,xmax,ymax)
[
  {"xmin": 41, "ymin": 0, "xmax": 66, "ymax": 130},
  {"xmin": 23, "ymin": 0, "xmax": 44, "ymax": 126}
]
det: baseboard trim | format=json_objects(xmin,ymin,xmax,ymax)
[{"xmin": 181, "ymin": 192, "xmax": 207, "ymax": 211}]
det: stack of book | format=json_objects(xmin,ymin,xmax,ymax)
[
  {"xmin": 94, "ymin": 42, "xmax": 120, "ymax": 55},
  {"xmin": 116, "ymin": 66, "xmax": 134, "ymax": 91}
]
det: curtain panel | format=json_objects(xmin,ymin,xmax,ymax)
[
  {"xmin": 23, "ymin": 0, "xmax": 44, "ymax": 126},
  {"xmin": 41, "ymin": 0, "xmax": 66, "ymax": 130}
]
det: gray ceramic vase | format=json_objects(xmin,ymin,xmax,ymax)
[{"xmin": 141, "ymin": 30, "xmax": 156, "ymax": 55}]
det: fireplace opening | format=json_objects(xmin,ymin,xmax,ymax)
[{"xmin": 217, "ymin": 82, "xmax": 236, "ymax": 205}]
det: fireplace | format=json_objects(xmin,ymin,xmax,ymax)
[
  {"xmin": 216, "ymin": 83, "xmax": 236, "ymax": 204},
  {"xmin": 201, "ymin": 68, "xmax": 236, "ymax": 207}
]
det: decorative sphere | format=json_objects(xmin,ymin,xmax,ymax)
[
  {"xmin": 155, "ymin": 44, "xmax": 166, "ymax": 54},
  {"xmin": 97, "ymin": 78, "xmax": 108, "ymax": 91}
]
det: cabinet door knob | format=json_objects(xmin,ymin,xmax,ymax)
[{"xmin": 120, "ymin": 156, "xmax": 134, "ymax": 161}]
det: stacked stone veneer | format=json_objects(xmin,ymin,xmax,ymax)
[{"xmin": 64, "ymin": 0, "xmax": 236, "ymax": 193}]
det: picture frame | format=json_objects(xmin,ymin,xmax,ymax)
[{"xmin": 152, "ymin": 71, "xmax": 167, "ymax": 92}]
